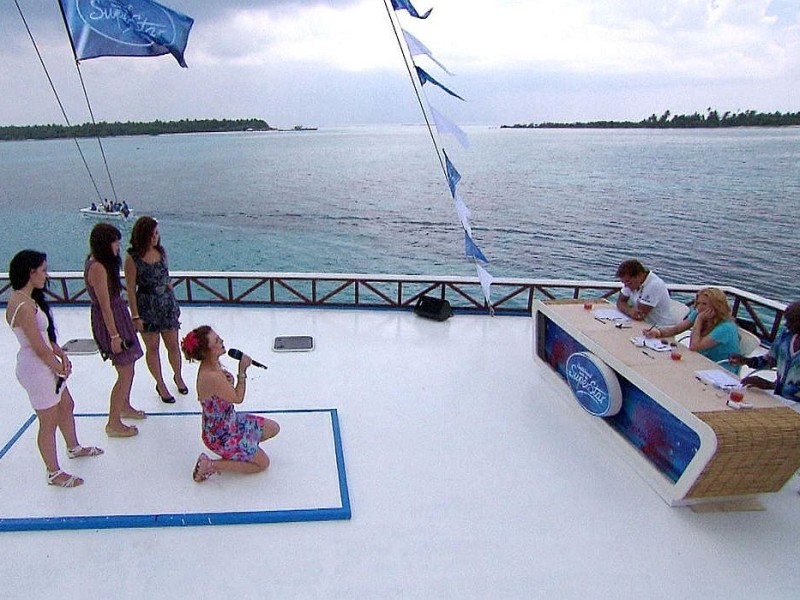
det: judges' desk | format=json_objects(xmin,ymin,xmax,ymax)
[{"xmin": 534, "ymin": 299, "xmax": 800, "ymax": 506}]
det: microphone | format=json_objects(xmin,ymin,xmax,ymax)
[{"xmin": 227, "ymin": 348, "xmax": 268, "ymax": 369}]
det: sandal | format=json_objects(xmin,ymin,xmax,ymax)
[
  {"xmin": 67, "ymin": 445, "xmax": 104, "ymax": 459},
  {"xmin": 120, "ymin": 408, "xmax": 148, "ymax": 420},
  {"xmin": 47, "ymin": 469, "xmax": 84, "ymax": 488},
  {"xmin": 156, "ymin": 385, "xmax": 175, "ymax": 404},
  {"xmin": 174, "ymin": 375, "xmax": 189, "ymax": 395},
  {"xmin": 192, "ymin": 453, "xmax": 217, "ymax": 482},
  {"xmin": 105, "ymin": 424, "xmax": 138, "ymax": 438}
]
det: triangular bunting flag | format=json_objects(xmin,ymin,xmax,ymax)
[
  {"xmin": 476, "ymin": 263, "xmax": 494, "ymax": 312},
  {"xmin": 465, "ymin": 231, "xmax": 488, "ymax": 263},
  {"xmin": 402, "ymin": 29, "xmax": 453, "ymax": 75},
  {"xmin": 453, "ymin": 191, "xmax": 472, "ymax": 236},
  {"xmin": 429, "ymin": 104, "xmax": 470, "ymax": 149},
  {"xmin": 416, "ymin": 67, "xmax": 465, "ymax": 101},
  {"xmin": 443, "ymin": 151, "xmax": 461, "ymax": 198},
  {"xmin": 391, "ymin": 0, "xmax": 432, "ymax": 19}
]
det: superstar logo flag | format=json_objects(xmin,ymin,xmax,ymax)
[{"xmin": 58, "ymin": 0, "xmax": 194, "ymax": 67}]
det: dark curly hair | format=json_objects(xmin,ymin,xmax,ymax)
[
  {"xmin": 181, "ymin": 325, "xmax": 212, "ymax": 362},
  {"xmin": 128, "ymin": 215, "xmax": 164, "ymax": 258},
  {"xmin": 615, "ymin": 259, "xmax": 647, "ymax": 279},
  {"xmin": 8, "ymin": 249, "xmax": 57, "ymax": 343},
  {"xmin": 88, "ymin": 223, "xmax": 122, "ymax": 296}
]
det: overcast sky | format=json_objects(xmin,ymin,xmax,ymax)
[{"xmin": 1, "ymin": 0, "xmax": 798, "ymax": 127}]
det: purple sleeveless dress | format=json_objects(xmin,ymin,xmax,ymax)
[{"xmin": 84, "ymin": 258, "xmax": 143, "ymax": 366}]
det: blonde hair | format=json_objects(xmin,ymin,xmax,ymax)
[{"xmin": 695, "ymin": 287, "xmax": 733, "ymax": 334}]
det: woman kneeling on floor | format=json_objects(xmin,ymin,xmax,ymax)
[{"xmin": 181, "ymin": 326, "xmax": 279, "ymax": 482}]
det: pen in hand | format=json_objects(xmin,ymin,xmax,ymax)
[{"xmin": 643, "ymin": 323, "xmax": 658, "ymax": 337}]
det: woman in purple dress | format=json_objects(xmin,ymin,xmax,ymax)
[
  {"xmin": 85, "ymin": 223, "xmax": 145, "ymax": 437},
  {"xmin": 181, "ymin": 325, "xmax": 280, "ymax": 482},
  {"xmin": 124, "ymin": 216, "xmax": 186, "ymax": 404}
]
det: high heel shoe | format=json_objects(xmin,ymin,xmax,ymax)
[
  {"xmin": 156, "ymin": 385, "xmax": 175, "ymax": 404},
  {"xmin": 174, "ymin": 375, "xmax": 189, "ymax": 395}
]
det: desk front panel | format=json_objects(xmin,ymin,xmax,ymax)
[{"xmin": 538, "ymin": 314, "xmax": 701, "ymax": 483}]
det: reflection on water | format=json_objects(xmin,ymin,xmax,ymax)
[{"xmin": 0, "ymin": 126, "xmax": 797, "ymax": 303}]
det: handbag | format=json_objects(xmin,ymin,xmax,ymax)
[{"xmin": 413, "ymin": 295, "xmax": 453, "ymax": 321}]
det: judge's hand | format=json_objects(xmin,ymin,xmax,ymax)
[
  {"xmin": 741, "ymin": 375, "xmax": 774, "ymax": 390},
  {"xmin": 728, "ymin": 353, "xmax": 748, "ymax": 366}
]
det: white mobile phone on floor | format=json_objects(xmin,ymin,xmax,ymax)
[{"xmin": 273, "ymin": 335, "xmax": 314, "ymax": 352}]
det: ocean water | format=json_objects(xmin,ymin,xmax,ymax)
[{"xmin": 0, "ymin": 125, "xmax": 797, "ymax": 303}]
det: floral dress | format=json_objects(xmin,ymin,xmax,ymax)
[
  {"xmin": 200, "ymin": 370, "xmax": 265, "ymax": 461},
  {"xmin": 129, "ymin": 249, "xmax": 180, "ymax": 333}
]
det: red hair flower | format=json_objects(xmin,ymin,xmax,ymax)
[{"xmin": 181, "ymin": 330, "xmax": 201, "ymax": 356}]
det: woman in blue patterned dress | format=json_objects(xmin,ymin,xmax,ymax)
[
  {"xmin": 124, "ymin": 216, "xmax": 187, "ymax": 404},
  {"xmin": 181, "ymin": 325, "xmax": 280, "ymax": 482}
]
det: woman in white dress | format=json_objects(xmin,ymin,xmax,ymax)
[{"xmin": 5, "ymin": 250, "xmax": 103, "ymax": 487}]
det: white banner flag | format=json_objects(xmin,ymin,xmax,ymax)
[
  {"xmin": 429, "ymin": 104, "xmax": 470, "ymax": 149},
  {"xmin": 402, "ymin": 28, "xmax": 453, "ymax": 75},
  {"xmin": 476, "ymin": 263, "xmax": 494, "ymax": 313}
]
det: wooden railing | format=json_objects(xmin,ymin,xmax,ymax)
[{"xmin": 0, "ymin": 271, "xmax": 789, "ymax": 342}]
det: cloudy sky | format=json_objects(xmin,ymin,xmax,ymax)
[{"xmin": 1, "ymin": 0, "xmax": 798, "ymax": 127}]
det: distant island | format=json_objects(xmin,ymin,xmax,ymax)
[
  {"xmin": 0, "ymin": 118, "xmax": 274, "ymax": 141},
  {"xmin": 502, "ymin": 109, "xmax": 800, "ymax": 129}
]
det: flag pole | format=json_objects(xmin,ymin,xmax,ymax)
[{"xmin": 381, "ymin": 0, "xmax": 447, "ymax": 180}]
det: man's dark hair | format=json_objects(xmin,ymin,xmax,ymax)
[{"xmin": 616, "ymin": 259, "xmax": 647, "ymax": 279}]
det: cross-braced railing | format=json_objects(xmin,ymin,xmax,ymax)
[{"xmin": 0, "ymin": 271, "xmax": 788, "ymax": 342}]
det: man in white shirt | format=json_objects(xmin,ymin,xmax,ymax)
[{"xmin": 615, "ymin": 259, "xmax": 675, "ymax": 327}]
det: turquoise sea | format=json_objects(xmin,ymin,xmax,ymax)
[{"xmin": 0, "ymin": 125, "xmax": 797, "ymax": 303}]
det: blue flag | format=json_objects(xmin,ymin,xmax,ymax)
[
  {"xmin": 58, "ymin": 0, "xmax": 194, "ymax": 67},
  {"xmin": 443, "ymin": 151, "xmax": 461, "ymax": 198},
  {"xmin": 415, "ymin": 67, "xmax": 465, "ymax": 101},
  {"xmin": 391, "ymin": 0, "xmax": 432, "ymax": 19},
  {"xmin": 465, "ymin": 232, "xmax": 489, "ymax": 263}
]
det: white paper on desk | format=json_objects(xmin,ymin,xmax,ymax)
[
  {"xmin": 630, "ymin": 336, "xmax": 671, "ymax": 352},
  {"xmin": 695, "ymin": 369, "xmax": 742, "ymax": 390},
  {"xmin": 594, "ymin": 308, "xmax": 630, "ymax": 321}
]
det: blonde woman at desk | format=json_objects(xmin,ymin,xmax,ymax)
[{"xmin": 644, "ymin": 287, "xmax": 740, "ymax": 371}]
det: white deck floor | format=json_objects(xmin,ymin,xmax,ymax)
[{"xmin": 1, "ymin": 305, "xmax": 799, "ymax": 599}]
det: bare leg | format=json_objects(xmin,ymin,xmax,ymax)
[
  {"xmin": 35, "ymin": 403, "xmax": 61, "ymax": 473},
  {"xmin": 261, "ymin": 418, "xmax": 280, "ymax": 442},
  {"xmin": 37, "ymin": 402, "xmax": 83, "ymax": 486},
  {"xmin": 142, "ymin": 332, "xmax": 168, "ymax": 396},
  {"xmin": 213, "ymin": 448, "xmax": 270, "ymax": 474},
  {"xmin": 162, "ymin": 329, "xmax": 186, "ymax": 390},
  {"xmin": 107, "ymin": 362, "xmax": 136, "ymax": 430},
  {"xmin": 193, "ymin": 420, "xmax": 278, "ymax": 481},
  {"xmin": 56, "ymin": 388, "xmax": 80, "ymax": 449}
]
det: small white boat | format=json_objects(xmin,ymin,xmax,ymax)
[{"xmin": 80, "ymin": 205, "xmax": 132, "ymax": 219}]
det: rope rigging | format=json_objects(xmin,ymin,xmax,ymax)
[{"xmin": 13, "ymin": 0, "xmax": 118, "ymax": 204}]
